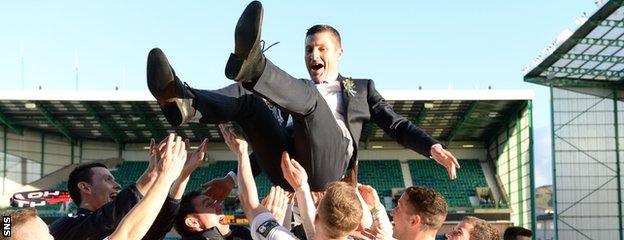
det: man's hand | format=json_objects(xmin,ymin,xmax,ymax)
[
  {"xmin": 261, "ymin": 186, "xmax": 290, "ymax": 225},
  {"xmin": 350, "ymin": 226, "xmax": 382, "ymax": 240},
  {"xmin": 147, "ymin": 138, "xmax": 167, "ymax": 172},
  {"xmin": 358, "ymin": 184, "xmax": 380, "ymax": 209},
  {"xmin": 158, "ymin": 134, "xmax": 187, "ymax": 183},
  {"xmin": 280, "ymin": 151, "xmax": 308, "ymax": 190},
  {"xmin": 202, "ymin": 177, "xmax": 235, "ymax": 203},
  {"xmin": 311, "ymin": 191, "xmax": 325, "ymax": 207},
  {"xmin": 180, "ymin": 138, "xmax": 208, "ymax": 178},
  {"xmin": 219, "ymin": 124, "xmax": 248, "ymax": 156},
  {"xmin": 430, "ymin": 143, "xmax": 460, "ymax": 179}
]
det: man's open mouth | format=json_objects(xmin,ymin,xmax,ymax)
[
  {"xmin": 311, "ymin": 63, "xmax": 324, "ymax": 71},
  {"xmin": 110, "ymin": 192, "xmax": 119, "ymax": 199}
]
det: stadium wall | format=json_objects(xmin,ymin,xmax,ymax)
[
  {"xmin": 487, "ymin": 101, "xmax": 534, "ymax": 233},
  {"xmin": 551, "ymin": 87, "xmax": 624, "ymax": 240},
  {"xmin": 0, "ymin": 126, "xmax": 118, "ymax": 200}
]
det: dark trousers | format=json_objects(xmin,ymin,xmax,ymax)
[{"xmin": 191, "ymin": 61, "xmax": 350, "ymax": 191}]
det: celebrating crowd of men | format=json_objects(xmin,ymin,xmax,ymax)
[{"xmin": 1, "ymin": 1, "xmax": 517, "ymax": 239}]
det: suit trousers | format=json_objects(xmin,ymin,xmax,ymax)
[
  {"xmin": 190, "ymin": 62, "xmax": 351, "ymax": 191},
  {"xmin": 190, "ymin": 84, "xmax": 294, "ymax": 190},
  {"xmin": 242, "ymin": 60, "xmax": 352, "ymax": 191}
]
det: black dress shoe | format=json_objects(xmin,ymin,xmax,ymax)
[
  {"xmin": 225, "ymin": 1, "xmax": 266, "ymax": 82},
  {"xmin": 146, "ymin": 48, "xmax": 196, "ymax": 126}
]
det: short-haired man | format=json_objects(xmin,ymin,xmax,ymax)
[
  {"xmin": 173, "ymin": 190, "xmax": 252, "ymax": 240},
  {"xmin": 50, "ymin": 137, "xmax": 207, "ymax": 240},
  {"xmin": 388, "ymin": 186, "xmax": 448, "ymax": 240},
  {"xmin": 503, "ymin": 226, "xmax": 532, "ymax": 240},
  {"xmin": 0, "ymin": 208, "xmax": 53, "ymax": 240},
  {"xmin": 446, "ymin": 216, "xmax": 500, "ymax": 240},
  {"xmin": 313, "ymin": 181, "xmax": 363, "ymax": 240}
]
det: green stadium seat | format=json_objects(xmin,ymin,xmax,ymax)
[
  {"xmin": 408, "ymin": 159, "xmax": 489, "ymax": 208},
  {"xmin": 358, "ymin": 160, "xmax": 404, "ymax": 198}
]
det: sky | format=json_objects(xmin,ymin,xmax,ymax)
[{"xmin": 0, "ymin": 1, "xmax": 601, "ymax": 187}]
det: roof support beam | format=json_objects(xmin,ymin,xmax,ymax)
[
  {"xmin": 188, "ymin": 123, "xmax": 204, "ymax": 142},
  {"xmin": 446, "ymin": 101, "xmax": 478, "ymax": 143},
  {"xmin": 129, "ymin": 102, "xmax": 162, "ymax": 139},
  {"xmin": 556, "ymin": 53, "xmax": 624, "ymax": 64},
  {"xmin": 36, "ymin": 101, "xmax": 74, "ymax": 143},
  {"xmin": 363, "ymin": 123, "xmax": 375, "ymax": 149},
  {"xmin": 526, "ymin": 76, "xmax": 623, "ymax": 88},
  {"xmin": 525, "ymin": 76, "xmax": 623, "ymax": 88},
  {"xmin": 538, "ymin": 66, "xmax": 624, "ymax": 79},
  {"xmin": 573, "ymin": 38, "xmax": 624, "ymax": 47},
  {"xmin": 81, "ymin": 101, "xmax": 123, "ymax": 144},
  {"xmin": 415, "ymin": 108, "xmax": 428, "ymax": 125},
  {"xmin": 589, "ymin": 19, "xmax": 624, "ymax": 28},
  {"xmin": 0, "ymin": 111, "xmax": 22, "ymax": 135}
]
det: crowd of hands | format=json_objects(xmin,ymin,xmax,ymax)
[{"xmin": 107, "ymin": 124, "xmax": 386, "ymax": 240}]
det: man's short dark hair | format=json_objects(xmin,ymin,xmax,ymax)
[
  {"xmin": 306, "ymin": 24, "xmax": 342, "ymax": 46},
  {"xmin": 404, "ymin": 186, "xmax": 448, "ymax": 230},
  {"xmin": 67, "ymin": 162, "xmax": 107, "ymax": 206},
  {"xmin": 174, "ymin": 190, "xmax": 204, "ymax": 237},
  {"xmin": 503, "ymin": 226, "xmax": 532, "ymax": 240}
]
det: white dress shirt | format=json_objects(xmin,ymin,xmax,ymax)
[{"xmin": 315, "ymin": 75, "xmax": 354, "ymax": 160}]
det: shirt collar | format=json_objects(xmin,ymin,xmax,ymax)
[
  {"xmin": 77, "ymin": 208, "xmax": 93, "ymax": 215},
  {"xmin": 316, "ymin": 73, "xmax": 339, "ymax": 85}
]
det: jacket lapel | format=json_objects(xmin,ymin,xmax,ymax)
[{"xmin": 338, "ymin": 74, "xmax": 351, "ymax": 118}]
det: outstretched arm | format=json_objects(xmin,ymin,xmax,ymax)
[
  {"xmin": 134, "ymin": 138, "xmax": 163, "ymax": 195},
  {"xmin": 107, "ymin": 134, "xmax": 186, "ymax": 240},
  {"xmin": 281, "ymin": 151, "xmax": 316, "ymax": 239},
  {"xmin": 221, "ymin": 125, "xmax": 297, "ymax": 240},
  {"xmin": 367, "ymin": 80, "xmax": 460, "ymax": 179},
  {"xmin": 170, "ymin": 139, "xmax": 208, "ymax": 199},
  {"xmin": 358, "ymin": 184, "xmax": 393, "ymax": 239},
  {"xmin": 202, "ymin": 153, "xmax": 262, "ymax": 204},
  {"xmin": 219, "ymin": 125, "xmax": 267, "ymax": 220}
]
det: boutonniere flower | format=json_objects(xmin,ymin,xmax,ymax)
[{"xmin": 343, "ymin": 78, "xmax": 356, "ymax": 97}]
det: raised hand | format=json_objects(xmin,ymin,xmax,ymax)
[
  {"xmin": 202, "ymin": 177, "xmax": 235, "ymax": 203},
  {"xmin": 180, "ymin": 138, "xmax": 208, "ymax": 178},
  {"xmin": 158, "ymin": 134, "xmax": 187, "ymax": 183},
  {"xmin": 280, "ymin": 151, "xmax": 308, "ymax": 190},
  {"xmin": 261, "ymin": 186, "xmax": 290, "ymax": 225},
  {"xmin": 358, "ymin": 184, "xmax": 380, "ymax": 209},
  {"xmin": 430, "ymin": 143, "xmax": 460, "ymax": 179},
  {"xmin": 147, "ymin": 138, "xmax": 168, "ymax": 171},
  {"xmin": 219, "ymin": 124, "xmax": 248, "ymax": 156},
  {"xmin": 311, "ymin": 191, "xmax": 325, "ymax": 207}
]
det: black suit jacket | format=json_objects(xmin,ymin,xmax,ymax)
[{"xmin": 335, "ymin": 75, "xmax": 439, "ymax": 169}]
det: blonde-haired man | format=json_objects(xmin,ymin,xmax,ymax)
[
  {"xmin": 0, "ymin": 208, "xmax": 53, "ymax": 240},
  {"xmin": 446, "ymin": 216, "xmax": 500, "ymax": 240}
]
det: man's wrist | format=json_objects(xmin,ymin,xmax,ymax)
[
  {"xmin": 226, "ymin": 171, "xmax": 238, "ymax": 186},
  {"xmin": 295, "ymin": 183, "xmax": 310, "ymax": 193}
]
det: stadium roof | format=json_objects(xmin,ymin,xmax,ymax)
[
  {"xmin": 0, "ymin": 89, "xmax": 532, "ymax": 146},
  {"xmin": 524, "ymin": 0, "xmax": 624, "ymax": 88}
]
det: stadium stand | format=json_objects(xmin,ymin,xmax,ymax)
[
  {"xmin": 357, "ymin": 160, "xmax": 404, "ymax": 197},
  {"xmin": 409, "ymin": 159, "xmax": 489, "ymax": 208}
]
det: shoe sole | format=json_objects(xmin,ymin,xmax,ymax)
[
  {"xmin": 225, "ymin": 1, "xmax": 263, "ymax": 80},
  {"xmin": 160, "ymin": 102, "xmax": 183, "ymax": 127},
  {"xmin": 147, "ymin": 48, "xmax": 175, "ymax": 100},
  {"xmin": 146, "ymin": 48, "xmax": 184, "ymax": 126}
]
